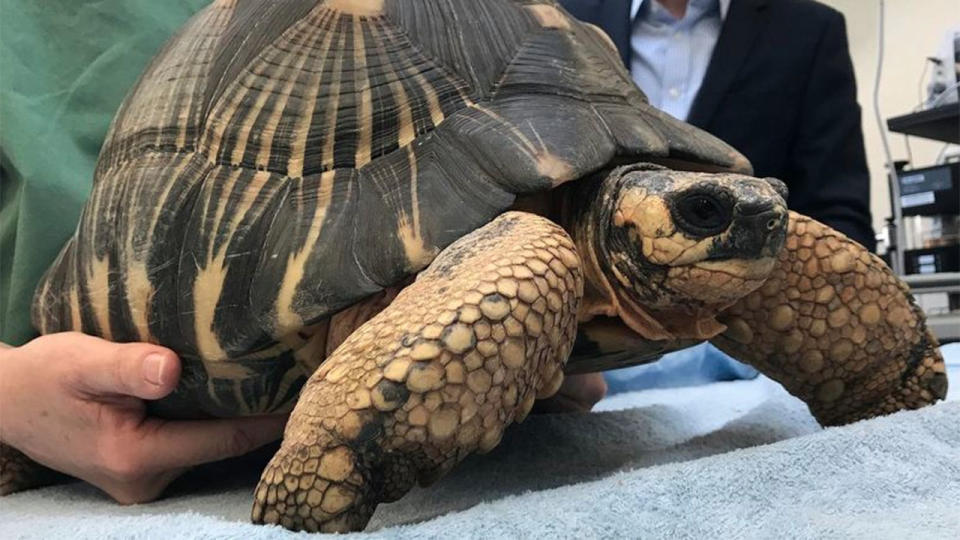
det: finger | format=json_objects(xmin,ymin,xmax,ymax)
[
  {"xmin": 71, "ymin": 342, "xmax": 180, "ymax": 400},
  {"xmin": 137, "ymin": 414, "xmax": 288, "ymax": 471}
]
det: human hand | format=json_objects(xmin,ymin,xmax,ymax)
[
  {"xmin": 533, "ymin": 372, "xmax": 608, "ymax": 414},
  {"xmin": 0, "ymin": 332, "xmax": 288, "ymax": 503}
]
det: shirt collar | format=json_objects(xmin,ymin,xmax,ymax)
[{"xmin": 630, "ymin": 0, "xmax": 730, "ymax": 21}]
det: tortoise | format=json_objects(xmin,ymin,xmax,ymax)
[{"xmin": 3, "ymin": 0, "xmax": 946, "ymax": 533}]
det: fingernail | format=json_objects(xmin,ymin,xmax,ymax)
[{"xmin": 143, "ymin": 353, "xmax": 166, "ymax": 386}]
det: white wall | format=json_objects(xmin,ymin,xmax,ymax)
[{"xmin": 820, "ymin": 0, "xmax": 958, "ymax": 235}]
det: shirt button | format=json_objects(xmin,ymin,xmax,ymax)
[{"xmin": 668, "ymin": 88, "xmax": 681, "ymax": 98}]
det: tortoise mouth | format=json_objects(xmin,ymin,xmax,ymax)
[
  {"xmin": 665, "ymin": 258, "xmax": 776, "ymax": 306},
  {"xmin": 691, "ymin": 258, "xmax": 778, "ymax": 281}
]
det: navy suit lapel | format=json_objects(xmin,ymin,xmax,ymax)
[
  {"xmin": 598, "ymin": 0, "xmax": 633, "ymax": 67},
  {"xmin": 687, "ymin": 0, "xmax": 770, "ymax": 128},
  {"xmin": 558, "ymin": 0, "xmax": 632, "ymax": 66}
]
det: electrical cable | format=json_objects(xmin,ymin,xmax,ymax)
[
  {"xmin": 872, "ymin": 0, "xmax": 905, "ymax": 274},
  {"xmin": 936, "ymin": 143, "xmax": 957, "ymax": 164},
  {"xmin": 917, "ymin": 58, "xmax": 930, "ymax": 109}
]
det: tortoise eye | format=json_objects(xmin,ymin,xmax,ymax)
[{"xmin": 674, "ymin": 192, "xmax": 733, "ymax": 237}]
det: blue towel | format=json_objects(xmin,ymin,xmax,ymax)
[
  {"xmin": 2, "ymin": 344, "xmax": 957, "ymax": 539},
  {"xmin": 605, "ymin": 343, "xmax": 758, "ymax": 394}
]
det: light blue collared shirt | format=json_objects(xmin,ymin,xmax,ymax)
[{"xmin": 629, "ymin": 0, "xmax": 730, "ymax": 120}]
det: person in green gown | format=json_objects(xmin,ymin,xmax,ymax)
[{"xmin": 0, "ymin": 0, "xmax": 286, "ymax": 502}]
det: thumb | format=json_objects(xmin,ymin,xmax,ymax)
[{"xmin": 73, "ymin": 342, "xmax": 181, "ymax": 400}]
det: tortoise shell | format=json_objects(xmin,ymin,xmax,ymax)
[{"xmin": 33, "ymin": 0, "xmax": 746, "ymax": 416}]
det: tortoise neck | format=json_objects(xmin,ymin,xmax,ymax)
[
  {"xmin": 562, "ymin": 165, "xmax": 728, "ymax": 341},
  {"xmin": 561, "ymin": 170, "xmax": 629, "ymax": 322}
]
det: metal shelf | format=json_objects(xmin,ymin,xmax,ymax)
[
  {"xmin": 903, "ymin": 272, "xmax": 960, "ymax": 342},
  {"xmin": 926, "ymin": 312, "xmax": 960, "ymax": 343},
  {"xmin": 887, "ymin": 103, "xmax": 960, "ymax": 144},
  {"xmin": 884, "ymin": 105, "xmax": 959, "ymax": 343},
  {"xmin": 902, "ymin": 272, "xmax": 960, "ymax": 293}
]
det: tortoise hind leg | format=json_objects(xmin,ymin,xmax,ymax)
[
  {"xmin": 1, "ymin": 444, "xmax": 67, "ymax": 495},
  {"xmin": 251, "ymin": 212, "xmax": 583, "ymax": 532},
  {"xmin": 711, "ymin": 212, "xmax": 946, "ymax": 426}
]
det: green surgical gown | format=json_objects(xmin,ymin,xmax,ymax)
[{"xmin": 1, "ymin": 0, "xmax": 208, "ymax": 345}]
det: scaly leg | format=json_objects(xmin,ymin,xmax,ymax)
[
  {"xmin": 712, "ymin": 212, "xmax": 946, "ymax": 425},
  {"xmin": 0, "ymin": 444, "xmax": 66, "ymax": 495},
  {"xmin": 251, "ymin": 212, "xmax": 583, "ymax": 532}
]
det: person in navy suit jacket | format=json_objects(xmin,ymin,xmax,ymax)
[
  {"xmin": 558, "ymin": 0, "xmax": 875, "ymax": 392},
  {"xmin": 560, "ymin": 0, "xmax": 875, "ymax": 251}
]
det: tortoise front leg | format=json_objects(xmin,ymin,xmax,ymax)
[
  {"xmin": 711, "ymin": 212, "xmax": 946, "ymax": 426},
  {"xmin": 251, "ymin": 212, "xmax": 583, "ymax": 532}
]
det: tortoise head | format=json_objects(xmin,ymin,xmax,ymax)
[{"xmin": 570, "ymin": 164, "xmax": 788, "ymax": 340}]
